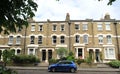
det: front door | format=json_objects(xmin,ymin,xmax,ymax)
[
  {"xmin": 95, "ymin": 49, "xmax": 100, "ymax": 62},
  {"xmin": 48, "ymin": 50, "xmax": 52, "ymax": 60},
  {"xmin": 42, "ymin": 50, "xmax": 46, "ymax": 61}
]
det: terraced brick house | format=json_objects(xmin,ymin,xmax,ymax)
[{"xmin": 0, "ymin": 13, "xmax": 120, "ymax": 63}]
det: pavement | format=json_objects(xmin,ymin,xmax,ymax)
[{"xmin": 7, "ymin": 66, "xmax": 120, "ymax": 72}]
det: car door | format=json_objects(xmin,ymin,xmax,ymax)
[
  {"xmin": 56, "ymin": 62, "xmax": 65, "ymax": 71},
  {"xmin": 64, "ymin": 62, "xmax": 71, "ymax": 71}
]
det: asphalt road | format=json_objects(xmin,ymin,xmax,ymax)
[{"xmin": 16, "ymin": 69, "xmax": 120, "ymax": 74}]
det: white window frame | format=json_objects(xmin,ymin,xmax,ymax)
[
  {"xmin": 75, "ymin": 47, "xmax": 84, "ymax": 59},
  {"xmin": 83, "ymin": 35, "xmax": 88, "ymax": 44},
  {"xmin": 38, "ymin": 36, "xmax": 42, "ymax": 44},
  {"xmin": 16, "ymin": 36, "xmax": 21, "ymax": 44},
  {"xmin": 39, "ymin": 25, "xmax": 43, "ymax": 31},
  {"xmin": 106, "ymin": 35, "xmax": 112, "ymax": 44},
  {"xmin": 75, "ymin": 24, "xmax": 80, "ymax": 30},
  {"xmin": 28, "ymin": 48, "xmax": 35, "ymax": 55},
  {"xmin": 97, "ymin": 24, "xmax": 103, "ymax": 31},
  {"xmin": 98, "ymin": 35, "xmax": 103, "ymax": 44},
  {"xmin": 30, "ymin": 36, "xmax": 35, "ymax": 44},
  {"xmin": 60, "ymin": 25, "xmax": 65, "ymax": 31},
  {"xmin": 52, "ymin": 36, "xmax": 57, "ymax": 44},
  {"xmin": 8, "ymin": 36, "xmax": 14, "ymax": 45},
  {"xmin": 75, "ymin": 35, "xmax": 80, "ymax": 43},
  {"xmin": 83, "ymin": 24, "xmax": 88, "ymax": 30},
  {"xmin": 104, "ymin": 47, "xmax": 115, "ymax": 59},
  {"xmin": 52, "ymin": 25, "xmax": 57, "ymax": 31},
  {"xmin": 60, "ymin": 36, "xmax": 65, "ymax": 44},
  {"xmin": 31, "ymin": 25, "xmax": 35, "ymax": 31},
  {"xmin": 106, "ymin": 24, "xmax": 111, "ymax": 30}
]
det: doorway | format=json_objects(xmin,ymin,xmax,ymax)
[
  {"xmin": 89, "ymin": 49, "xmax": 93, "ymax": 61},
  {"xmin": 48, "ymin": 50, "xmax": 52, "ymax": 60},
  {"xmin": 95, "ymin": 49, "xmax": 100, "ymax": 62},
  {"xmin": 42, "ymin": 50, "xmax": 46, "ymax": 61}
]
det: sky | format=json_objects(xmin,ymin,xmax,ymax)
[{"xmin": 34, "ymin": 0, "xmax": 120, "ymax": 21}]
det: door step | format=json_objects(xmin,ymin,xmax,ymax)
[
  {"xmin": 38, "ymin": 62, "xmax": 49, "ymax": 67},
  {"xmin": 97, "ymin": 63, "xmax": 110, "ymax": 68}
]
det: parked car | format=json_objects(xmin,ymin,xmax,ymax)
[{"xmin": 48, "ymin": 60, "xmax": 77, "ymax": 73}]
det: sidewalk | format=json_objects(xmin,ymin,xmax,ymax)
[{"xmin": 7, "ymin": 66, "xmax": 120, "ymax": 72}]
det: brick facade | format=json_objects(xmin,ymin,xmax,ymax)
[{"xmin": 0, "ymin": 13, "xmax": 120, "ymax": 63}]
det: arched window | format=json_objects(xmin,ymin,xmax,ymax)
[
  {"xmin": 83, "ymin": 35, "xmax": 88, "ymax": 44},
  {"xmin": 75, "ymin": 35, "xmax": 80, "ymax": 43},
  {"xmin": 30, "ymin": 36, "xmax": 35, "ymax": 44},
  {"xmin": 8, "ymin": 36, "xmax": 14, "ymax": 44},
  {"xmin": 16, "ymin": 36, "xmax": 21, "ymax": 44},
  {"xmin": 17, "ymin": 49, "xmax": 21, "ymax": 55},
  {"xmin": 38, "ymin": 36, "xmax": 42, "ymax": 44},
  {"xmin": 106, "ymin": 35, "xmax": 112, "ymax": 44},
  {"xmin": 52, "ymin": 36, "xmax": 57, "ymax": 44},
  {"xmin": 98, "ymin": 35, "xmax": 103, "ymax": 44},
  {"xmin": 60, "ymin": 36, "xmax": 65, "ymax": 44}
]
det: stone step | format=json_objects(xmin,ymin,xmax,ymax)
[
  {"xmin": 38, "ymin": 62, "xmax": 49, "ymax": 67},
  {"xmin": 97, "ymin": 63, "xmax": 110, "ymax": 68}
]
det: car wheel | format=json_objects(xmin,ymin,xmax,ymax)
[
  {"xmin": 70, "ymin": 68, "xmax": 75, "ymax": 73},
  {"xmin": 51, "ymin": 68, "xmax": 55, "ymax": 72}
]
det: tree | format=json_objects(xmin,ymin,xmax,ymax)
[
  {"xmin": 98, "ymin": 0, "xmax": 116, "ymax": 5},
  {"xmin": 57, "ymin": 0, "xmax": 116, "ymax": 5},
  {"xmin": 56, "ymin": 47, "xmax": 68, "ymax": 59},
  {"xmin": 0, "ymin": 0, "xmax": 38, "ymax": 34},
  {"xmin": 2, "ymin": 49, "xmax": 15, "ymax": 66}
]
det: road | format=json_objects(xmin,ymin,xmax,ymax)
[{"xmin": 15, "ymin": 69, "xmax": 120, "ymax": 74}]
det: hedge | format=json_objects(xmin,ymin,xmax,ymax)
[{"xmin": 108, "ymin": 60, "xmax": 120, "ymax": 68}]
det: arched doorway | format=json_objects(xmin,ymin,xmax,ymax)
[
  {"xmin": 48, "ymin": 50, "xmax": 52, "ymax": 60},
  {"xmin": 95, "ymin": 49, "xmax": 100, "ymax": 62},
  {"xmin": 42, "ymin": 50, "xmax": 46, "ymax": 61},
  {"xmin": 89, "ymin": 49, "xmax": 93, "ymax": 61}
]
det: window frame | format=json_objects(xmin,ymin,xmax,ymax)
[
  {"xmin": 75, "ymin": 35, "xmax": 80, "ymax": 43},
  {"xmin": 60, "ymin": 36, "xmax": 65, "ymax": 44},
  {"xmin": 38, "ymin": 36, "xmax": 42, "ymax": 44},
  {"xmin": 31, "ymin": 25, "xmax": 35, "ymax": 31},
  {"xmin": 52, "ymin": 24, "xmax": 57, "ymax": 31},
  {"xmin": 97, "ymin": 24, "xmax": 103, "ymax": 31},
  {"xmin": 104, "ymin": 47, "xmax": 115, "ymax": 59},
  {"xmin": 16, "ymin": 36, "xmax": 21, "ymax": 45},
  {"xmin": 8, "ymin": 36, "xmax": 14, "ymax": 45},
  {"xmin": 105, "ymin": 24, "xmax": 111, "ymax": 31},
  {"xmin": 106, "ymin": 35, "xmax": 112, "ymax": 44},
  {"xmin": 39, "ymin": 25, "xmax": 43, "ymax": 31},
  {"xmin": 52, "ymin": 36, "xmax": 57, "ymax": 44},
  {"xmin": 98, "ymin": 35, "xmax": 103, "ymax": 44},
  {"xmin": 83, "ymin": 35, "xmax": 88, "ymax": 44},
  {"xmin": 60, "ymin": 24, "xmax": 65, "ymax": 31},
  {"xmin": 30, "ymin": 36, "xmax": 35, "ymax": 44},
  {"xmin": 83, "ymin": 24, "xmax": 88, "ymax": 30},
  {"xmin": 75, "ymin": 24, "xmax": 80, "ymax": 30}
]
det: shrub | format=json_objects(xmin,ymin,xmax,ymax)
[
  {"xmin": 12, "ymin": 55, "xmax": 40, "ymax": 64},
  {"xmin": 108, "ymin": 60, "xmax": 120, "ymax": 68},
  {"xmin": 67, "ymin": 56, "xmax": 75, "ymax": 62},
  {"xmin": 49, "ymin": 59, "xmax": 57, "ymax": 65},
  {"xmin": 67, "ymin": 51, "xmax": 75, "ymax": 62},
  {"xmin": 85, "ymin": 56, "xmax": 92, "ymax": 64},
  {"xmin": 76, "ymin": 59, "xmax": 84, "ymax": 65}
]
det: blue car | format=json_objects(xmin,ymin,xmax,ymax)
[{"xmin": 48, "ymin": 60, "xmax": 77, "ymax": 73}]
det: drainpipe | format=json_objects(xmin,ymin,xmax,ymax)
[
  {"xmin": 68, "ymin": 21, "xmax": 71, "ymax": 52},
  {"xmin": 114, "ymin": 22, "xmax": 120, "ymax": 60},
  {"xmin": 23, "ymin": 26, "xmax": 27, "ymax": 54}
]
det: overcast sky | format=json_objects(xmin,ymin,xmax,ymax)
[{"xmin": 34, "ymin": 0, "xmax": 120, "ymax": 21}]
